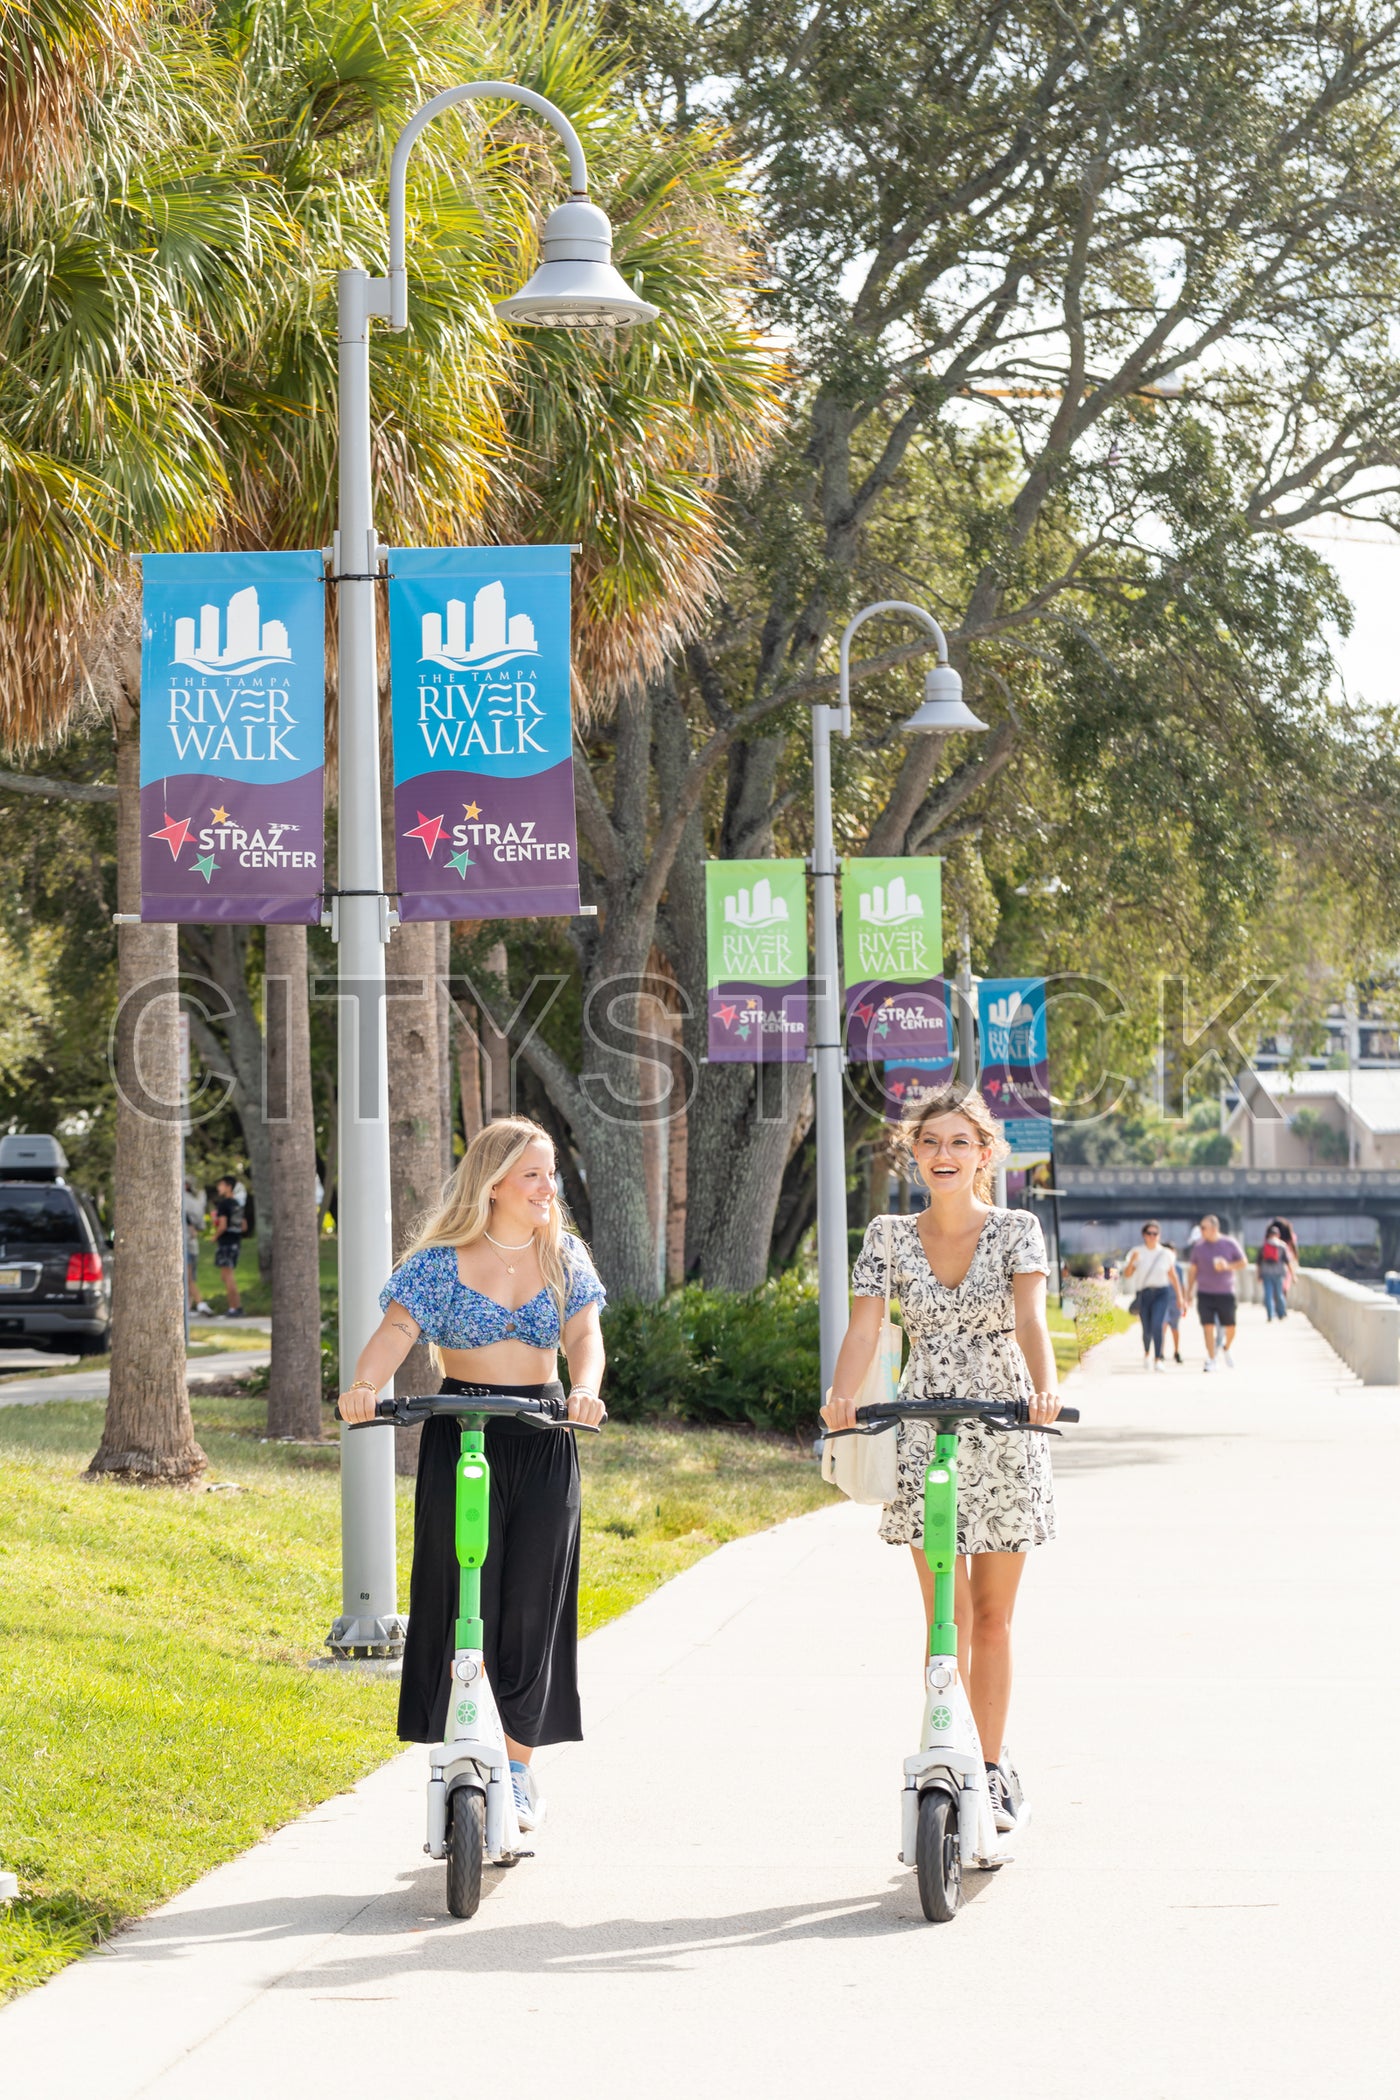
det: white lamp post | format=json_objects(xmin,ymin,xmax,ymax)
[
  {"xmin": 813, "ymin": 600, "xmax": 988, "ymax": 1397},
  {"xmin": 328, "ymin": 84, "xmax": 657, "ymax": 1658}
]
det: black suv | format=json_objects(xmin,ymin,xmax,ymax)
[{"xmin": 0, "ymin": 1134, "xmax": 112, "ymax": 1356}]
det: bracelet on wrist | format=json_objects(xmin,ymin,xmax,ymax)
[{"xmin": 347, "ymin": 1377, "xmax": 377, "ymax": 1394}]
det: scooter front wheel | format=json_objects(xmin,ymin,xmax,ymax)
[
  {"xmin": 915, "ymin": 1788, "xmax": 962, "ymax": 1923},
  {"xmin": 446, "ymin": 1785, "xmax": 485, "ymax": 1918}
]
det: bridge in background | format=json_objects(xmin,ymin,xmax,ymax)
[{"xmin": 1053, "ymin": 1164, "xmax": 1400, "ymax": 1266}]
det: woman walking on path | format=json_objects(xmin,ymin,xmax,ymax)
[
  {"xmin": 1257, "ymin": 1223, "xmax": 1296, "ymax": 1321},
  {"xmin": 1123, "ymin": 1220, "xmax": 1187, "ymax": 1370},
  {"xmin": 821, "ymin": 1087, "xmax": 1061, "ymax": 1833},
  {"xmin": 337, "ymin": 1118, "xmax": 606, "ymax": 1831}
]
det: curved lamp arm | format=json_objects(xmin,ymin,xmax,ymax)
[
  {"xmin": 385, "ymin": 82, "xmax": 589, "ymax": 331},
  {"xmin": 836, "ymin": 599, "xmax": 950, "ymax": 739}
]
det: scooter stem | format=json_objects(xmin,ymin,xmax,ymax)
[
  {"xmin": 455, "ymin": 1422, "xmax": 489, "ymax": 1650},
  {"xmin": 924, "ymin": 1428, "xmax": 959, "ymax": 1658}
]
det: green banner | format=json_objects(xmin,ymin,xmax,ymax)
[
  {"xmin": 704, "ymin": 859, "xmax": 808, "ymax": 1062},
  {"xmin": 841, "ymin": 856, "xmax": 946, "ymax": 1061}
]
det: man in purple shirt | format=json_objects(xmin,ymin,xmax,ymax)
[{"xmin": 1186, "ymin": 1215, "xmax": 1247, "ymax": 1372}]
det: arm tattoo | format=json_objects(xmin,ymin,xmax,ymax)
[{"xmin": 389, "ymin": 1318, "xmax": 418, "ymax": 1341}]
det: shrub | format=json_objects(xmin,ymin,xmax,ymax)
[{"xmin": 600, "ymin": 1273, "xmax": 822, "ymax": 1434}]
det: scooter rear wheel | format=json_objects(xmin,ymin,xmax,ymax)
[
  {"xmin": 446, "ymin": 1785, "xmax": 484, "ymax": 1918},
  {"xmin": 916, "ymin": 1788, "xmax": 962, "ymax": 1922}
]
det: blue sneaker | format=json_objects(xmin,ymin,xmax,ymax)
[{"xmin": 510, "ymin": 1760, "xmax": 544, "ymax": 1831}]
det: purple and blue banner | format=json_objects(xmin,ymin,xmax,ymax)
[
  {"xmin": 705, "ymin": 860, "xmax": 809, "ymax": 1061},
  {"xmin": 978, "ymin": 977, "xmax": 1052, "ymax": 1165},
  {"xmin": 842, "ymin": 856, "xmax": 945, "ymax": 1060},
  {"xmin": 387, "ymin": 546, "xmax": 580, "ymax": 921},
  {"xmin": 882, "ymin": 1044, "xmax": 957, "ymax": 1127},
  {"xmin": 139, "ymin": 552, "xmax": 326, "ymax": 922}
]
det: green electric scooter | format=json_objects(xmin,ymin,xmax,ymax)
[
  {"xmin": 827, "ymin": 1393, "xmax": 1078, "ymax": 1920},
  {"xmin": 341, "ymin": 1389, "xmax": 597, "ymax": 1918}
]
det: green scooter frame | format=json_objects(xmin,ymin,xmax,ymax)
[
  {"xmin": 343, "ymin": 1390, "xmax": 595, "ymax": 1919},
  {"xmin": 830, "ymin": 1393, "xmax": 1077, "ymax": 1922}
]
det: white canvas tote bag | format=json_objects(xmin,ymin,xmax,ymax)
[{"xmin": 820, "ymin": 1215, "xmax": 902, "ymax": 1505}]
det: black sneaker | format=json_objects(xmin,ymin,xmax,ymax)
[{"xmin": 985, "ymin": 1762, "xmax": 1016, "ymax": 1833}]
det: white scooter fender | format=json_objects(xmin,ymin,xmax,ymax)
[
  {"xmin": 426, "ymin": 1648, "xmax": 527, "ymax": 1863},
  {"xmin": 901, "ymin": 1658, "xmax": 1025, "ymax": 1869}
]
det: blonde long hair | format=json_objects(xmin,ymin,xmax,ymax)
[
  {"xmin": 402, "ymin": 1117, "xmax": 573, "ymax": 1332},
  {"xmin": 899, "ymin": 1084, "xmax": 1009, "ymax": 1204}
]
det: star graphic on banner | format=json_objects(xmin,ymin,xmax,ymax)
[
  {"xmin": 446, "ymin": 849, "xmax": 474, "ymax": 878},
  {"xmin": 983, "ymin": 1075, "xmax": 1003, "ymax": 1098},
  {"xmin": 192, "ymin": 853, "xmax": 219, "ymax": 883},
  {"xmin": 463, "ymin": 800, "xmax": 481, "ymax": 820},
  {"xmin": 855, "ymin": 1001, "xmax": 876, "ymax": 1026},
  {"xmin": 717, "ymin": 1003, "xmax": 738, "ymax": 1029},
  {"xmin": 149, "ymin": 814, "xmax": 193, "ymax": 860},
  {"xmin": 403, "ymin": 810, "xmax": 446, "ymax": 857},
  {"xmin": 210, "ymin": 804, "xmax": 231, "ymax": 824}
]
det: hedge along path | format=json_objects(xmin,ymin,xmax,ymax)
[{"xmin": 0, "ymin": 1394, "xmax": 833, "ymax": 1998}]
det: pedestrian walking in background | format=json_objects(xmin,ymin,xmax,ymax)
[
  {"xmin": 1257, "ymin": 1224, "xmax": 1295, "ymax": 1321},
  {"xmin": 212, "ymin": 1174, "xmax": 246, "ymax": 1317},
  {"xmin": 1163, "ymin": 1240, "xmax": 1186, "ymax": 1364},
  {"xmin": 1187, "ymin": 1215, "xmax": 1248, "ymax": 1371},
  {"xmin": 1122, "ymin": 1221, "xmax": 1186, "ymax": 1371},
  {"xmin": 184, "ymin": 1177, "xmax": 211, "ymax": 1315}
]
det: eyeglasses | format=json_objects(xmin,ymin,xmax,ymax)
[
  {"xmin": 916, "ymin": 1135, "xmax": 978, "ymax": 1158},
  {"xmin": 1143, "ymin": 1229, "xmax": 1160, "ymax": 1238}
]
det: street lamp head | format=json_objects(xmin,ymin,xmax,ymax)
[
  {"xmin": 900, "ymin": 661, "xmax": 988, "ymax": 734},
  {"xmin": 495, "ymin": 197, "xmax": 660, "ymax": 328}
]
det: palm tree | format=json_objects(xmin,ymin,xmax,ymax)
[{"xmin": 0, "ymin": 10, "xmax": 290, "ymax": 1480}]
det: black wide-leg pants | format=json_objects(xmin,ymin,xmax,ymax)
[{"xmin": 396, "ymin": 1380, "xmax": 583, "ymax": 1747}]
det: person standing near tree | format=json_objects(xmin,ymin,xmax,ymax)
[
  {"xmin": 1187, "ymin": 1215, "xmax": 1248, "ymax": 1371},
  {"xmin": 212, "ymin": 1174, "xmax": 246, "ymax": 1318},
  {"xmin": 184, "ymin": 1178, "xmax": 211, "ymax": 1317}
]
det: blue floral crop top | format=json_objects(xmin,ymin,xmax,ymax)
[{"xmin": 379, "ymin": 1234, "xmax": 606, "ymax": 1350}]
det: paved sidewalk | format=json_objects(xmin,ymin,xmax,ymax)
[
  {"xmin": 4, "ymin": 1305, "xmax": 1399, "ymax": 2096},
  {"xmin": 0, "ymin": 1347, "xmax": 269, "ymax": 1408}
]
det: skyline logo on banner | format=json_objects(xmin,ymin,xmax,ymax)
[
  {"xmin": 172, "ymin": 585, "xmax": 293, "ymax": 677},
  {"xmin": 387, "ymin": 546, "xmax": 581, "ymax": 923},
  {"xmin": 420, "ymin": 581, "xmax": 540, "ymax": 671},
  {"xmin": 139, "ymin": 551, "xmax": 326, "ymax": 925}
]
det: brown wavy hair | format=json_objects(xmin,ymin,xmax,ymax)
[{"xmin": 899, "ymin": 1084, "xmax": 1010, "ymax": 1204}]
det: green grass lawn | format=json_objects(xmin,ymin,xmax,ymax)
[
  {"xmin": 0, "ymin": 1392, "xmax": 833, "ymax": 1999},
  {"xmin": 189, "ymin": 1232, "xmax": 338, "ymax": 1319},
  {"xmin": 1048, "ymin": 1293, "xmax": 1132, "ymax": 1378}
]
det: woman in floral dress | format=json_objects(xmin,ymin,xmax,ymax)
[{"xmin": 822, "ymin": 1086, "xmax": 1061, "ymax": 1831}]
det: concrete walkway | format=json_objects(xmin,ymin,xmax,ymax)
[
  {"xmin": 0, "ymin": 1347, "xmax": 269, "ymax": 1408},
  {"xmin": 5, "ymin": 1305, "xmax": 1399, "ymax": 2096}
]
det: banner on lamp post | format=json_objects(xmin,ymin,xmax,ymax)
[
  {"xmin": 842, "ymin": 855, "xmax": 944, "ymax": 1060},
  {"xmin": 978, "ymin": 976, "xmax": 1052, "ymax": 1164},
  {"xmin": 388, "ymin": 546, "xmax": 580, "ymax": 921},
  {"xmin": 705, "ymin": 860, "xmax": 808, "ymax": 1061},
  {"xmin": 882, "ymin": 1042, "xmax": 957, "ymax": 1128},
  {"xmin": 139, "ymin": 552, "xmax": 326, "ymax": 922}
]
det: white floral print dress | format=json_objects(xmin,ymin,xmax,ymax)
[{"xmin": 850, "ymin": 1209, "xmax": 1056, "ymax": 1553}]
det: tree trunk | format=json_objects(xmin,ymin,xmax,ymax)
[
  {"xmin": 182, "ymin": 924, "xmax": 274, "ymax": 1280},
  {"xmin": 483, "ymin": 937, "xmax": 511, "ymax": 1119},
  {"xmin": 385, "ymin": 921, "xmax": 445, "ymax": 1472},
  {"xmin": 264, "ymin": 923, "xmax": 323, "ymax": 1440},
  {"xmin": 666, "ymin": 1012, "xmax": 688, "ymax": 1291},
  {"xmin": 87, "ymin": 707, "xmax": 205, "ymax": 1485}
]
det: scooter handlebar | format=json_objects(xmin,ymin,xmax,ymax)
[
  {"xmin": 336, "ymin": 1393, "xmax": 601, "ymax": 1431},
  {"xmin": 832, "ymin": 1396, "xmax": 1079, "ymax": 1433}
]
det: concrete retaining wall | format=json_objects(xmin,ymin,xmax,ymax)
[{"xmin": 1290, "ymin": 1268, "xmax": 1400, "ymax": 1384}]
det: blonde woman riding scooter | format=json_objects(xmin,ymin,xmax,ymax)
[
  {"xmin": 338, "ymin": 1118, "xmax": 606, "ymax": 1834},
  {"xmin": 821, "ymin": 1086, "xmax": 1060, "ymax": 1831}
]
